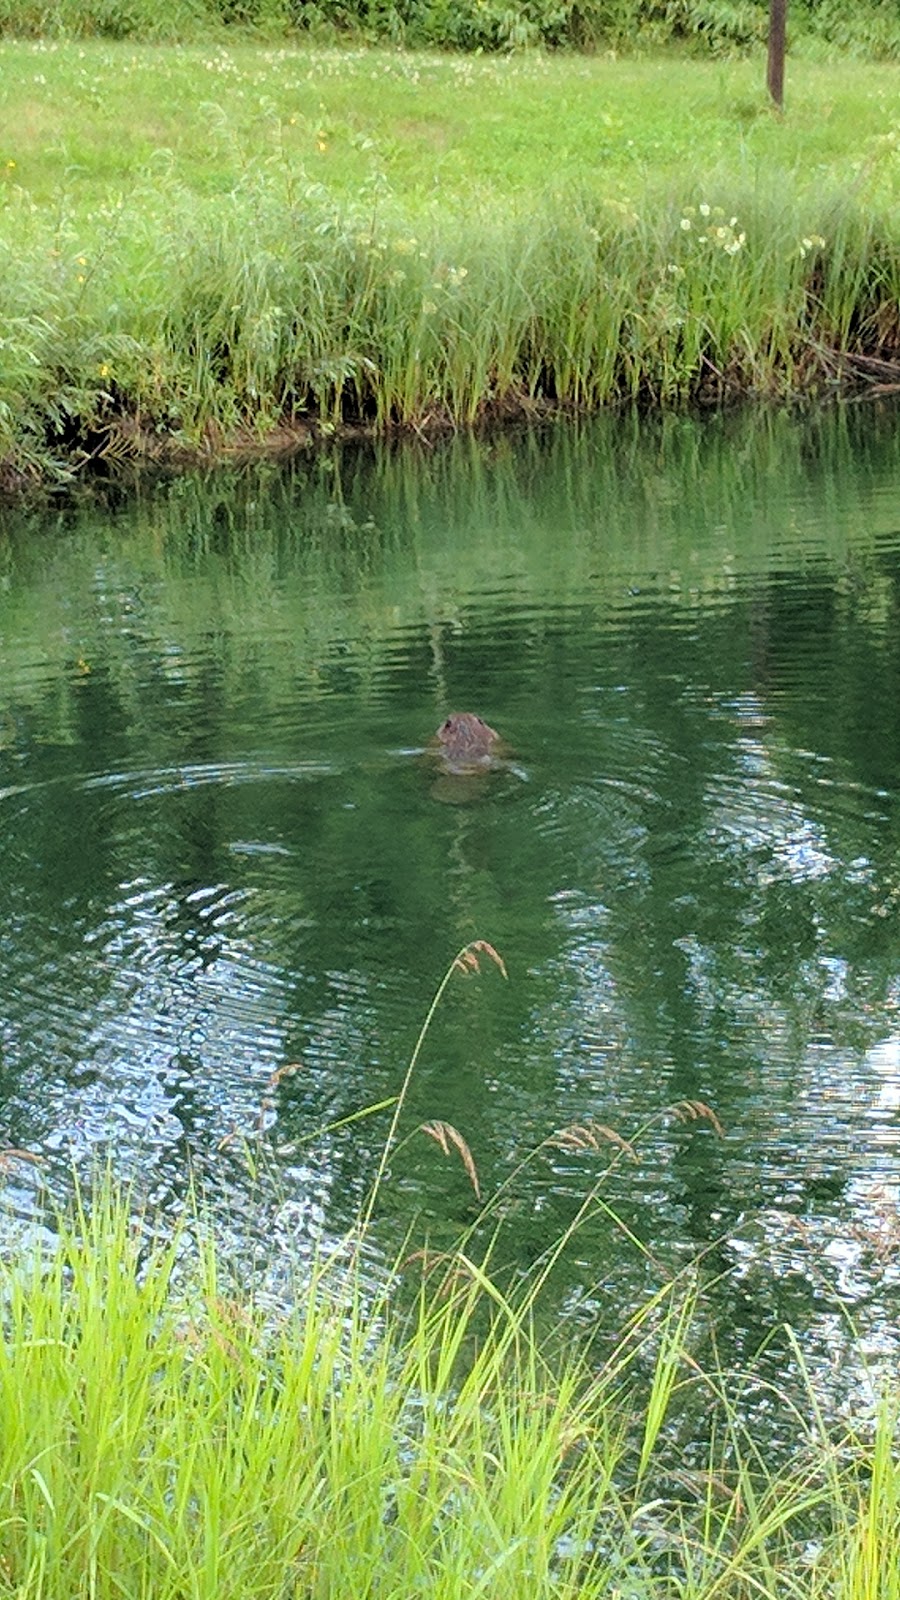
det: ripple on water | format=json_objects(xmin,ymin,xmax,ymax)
[
  {"xmin": 3, "ymin": 416, "xmax": 900, "ymax": 1409},
  {"xmin": 78, "ymin": 760, "xmax": 337, "ymax": 800}
]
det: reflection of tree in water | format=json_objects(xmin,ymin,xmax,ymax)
[
  {"xmin": 561, "ymin": 575, "xmax": 900, "ymax": 1375},
  {"xmin": 1, "ymin": 408, "xmax": 900, "ymax": 1386}
]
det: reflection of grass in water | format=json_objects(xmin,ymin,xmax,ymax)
[{"xmin": 2, "ymin": 941, "xmax": 897, "ymax": 1598}]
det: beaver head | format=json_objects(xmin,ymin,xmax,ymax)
[{"xmin": 435, "ymin": 712, "xmax": 500, "ymax": 767}]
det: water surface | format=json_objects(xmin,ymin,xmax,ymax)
[{"xmin": 2, "ymin": 404, "xmax": 900, "ymax": 1393}]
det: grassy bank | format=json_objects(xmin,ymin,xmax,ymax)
[
  {"xmin": 0, "ymin": 1178, "xmax": 896, "ymax": 1599},
  {"xmin": 2, "ymin": 42, "xmax": 900, "ymax": 486}
]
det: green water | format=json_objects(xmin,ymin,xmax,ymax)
[{"xmin": 3, "ymin": 404, "xmax": 900, "ymax": 1388}]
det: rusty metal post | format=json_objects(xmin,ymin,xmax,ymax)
[{"xmin": 767, "ymin": 0, "xmax": 787, "ymax": 108}]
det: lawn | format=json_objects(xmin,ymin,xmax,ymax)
[{"xmin": 3, "ymin": 41, "xmax": 900, "ymax": 212}]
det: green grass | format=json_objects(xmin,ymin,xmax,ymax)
[
  {"xmin": 1, "ymin": 41, "xmax": 900, "ymax": 484},
  {"xmin": 0, "ymin": 1158, "xmax": 896, "ymax": 1597},
  {"xmin": 3, "ymin": 43, "xmax": 900, "ymax": 208}
]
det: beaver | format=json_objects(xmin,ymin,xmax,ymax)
[{"xmin": 434, "ymin": 712, "xmax": 500, "ymax": 770}]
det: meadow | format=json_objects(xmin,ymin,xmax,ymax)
[{"xmin": 1, "ymin": 38, "xmax": 900, "ymax": 483}]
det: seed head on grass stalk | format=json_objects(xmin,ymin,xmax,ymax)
[
  {"xmin": 418, "ymin": 1118, "xmax": 481, "ymax": 1200},
  {"xmin": 358, "ymin": 939, "xmax": 506, "ymax": 1237}
]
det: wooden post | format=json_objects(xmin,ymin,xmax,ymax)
[{"xmin": 767, "ymin": 0, "xmax": 787, "ymax": 108}]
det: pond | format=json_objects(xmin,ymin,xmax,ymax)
[{"xmin": 2, "ymin": 403, "xmax": 900, "ymax": 1401}]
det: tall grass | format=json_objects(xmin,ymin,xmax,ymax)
[
  {"xmin": 1, "ymin": 1131, "xmax": 898, "ymax": 1596},
  {"xmin": 0, "ymin": 1190, "xmax": 703, "ymax": 1598},
  {"xmin": 0, "ymin": 938, "xmax": 897, "ymax": 1598},
  {"xmin": 3, "ymin": 37, "xmax": 900, "ymax": 487},
  {"xmin": 3, "ymin": 163, "xmax": 900, "ymax": 487}
]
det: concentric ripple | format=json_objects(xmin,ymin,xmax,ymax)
[{"xmin": 2, "ymin": 406, "xmax": 900, "ymax": 1392}]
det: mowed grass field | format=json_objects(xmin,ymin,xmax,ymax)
[
  {"xmin": 1, "ymin": 40, "xmax": 900, "ymax": 481},
  {"xmin": 3, "ymin": 40, "xmax": 900, "ymax": 211}
]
